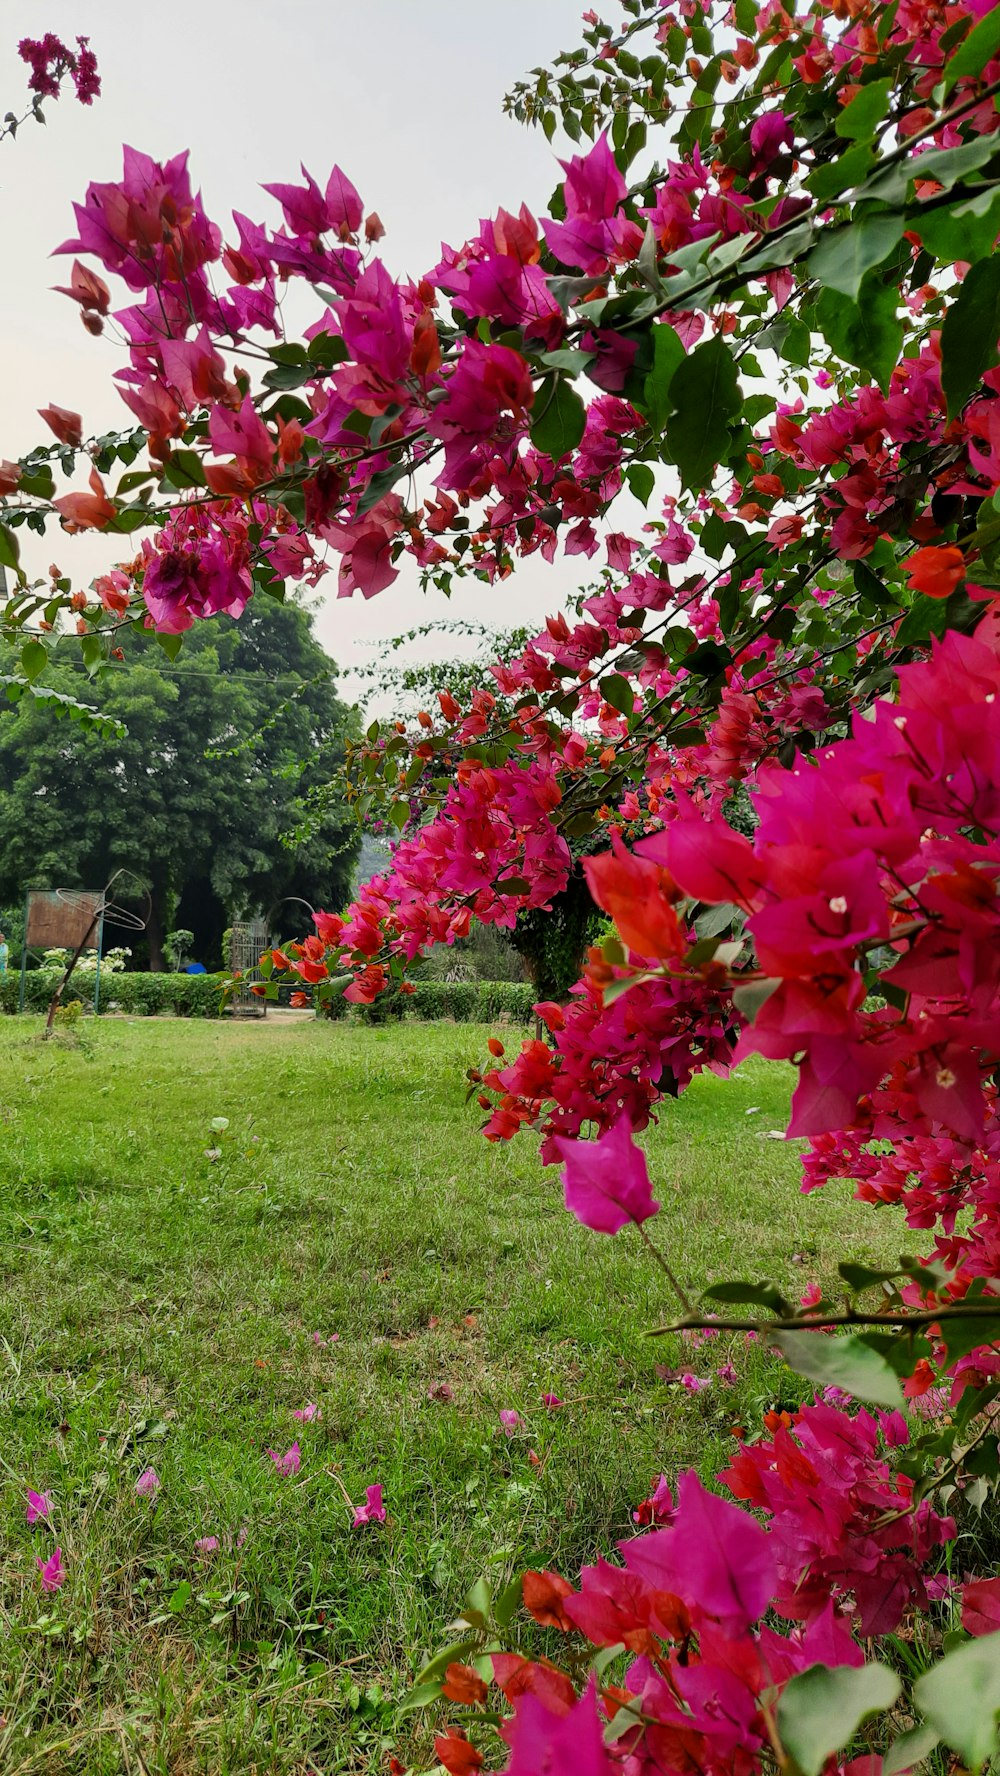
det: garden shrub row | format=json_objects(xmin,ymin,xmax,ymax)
[
  {"xmin": 406, "ymin": 980, "xmax": 535, "ymax": 1023},
  {"xmin": 0, "ymin": 972, "xmax": 225, "ymax": 1018},
  {"xmin": 0, "ymin": 973, "xmax": 537, "ymax": 1023}
]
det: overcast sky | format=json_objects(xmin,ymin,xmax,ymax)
[{"xmin": 1, "ymin": 1, "xmax": 601, "ymax": 701}]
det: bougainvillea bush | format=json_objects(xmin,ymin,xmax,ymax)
[{"xmin": 4, "ymin": 0, "xmax": 1000, "ymax": 1764}]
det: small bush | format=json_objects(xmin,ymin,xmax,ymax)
[
  {"xmin": 406, "ymin": 981, "xmax": 535, "ymax": 1023},
  {"xmin": 0, "ymin": 971, "xmax": 225, "ymax": 1019}
]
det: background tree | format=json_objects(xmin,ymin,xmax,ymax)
[{"xmin": 0, "ymin": 597, "xmax": 359, "ymax": 967}]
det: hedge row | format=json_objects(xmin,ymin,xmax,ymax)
[
  {"xmin": 0, "ymin": 972, "xmax": 225, "ymax": 1018},
  {"xmin": 348, "ymin": 980, "xmax": 536, "ymax": 1024},
  {"xmin": 406, "ymin": 980, "xmax": 535, "ymax": 1023},
  {"xmin": 0, "ymin": 973, "xmax": 538, "ymax": 1024}
]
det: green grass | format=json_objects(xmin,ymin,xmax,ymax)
[{"xmin": 0, "ymin": 1016, "xmax": 903, "ymax": 1774}]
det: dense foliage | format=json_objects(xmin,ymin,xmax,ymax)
[
  {"xmin": 0, "ymin": 598, "xmax": 359, "ymax": 966},
  {"xmin": 4, "ymin": 0, "xmax": 1000, "ymax": 1766}
]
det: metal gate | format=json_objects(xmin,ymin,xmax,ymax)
[{"xmin": 229, "ymin": 919, "xmax": 269, "ymax": 1018}]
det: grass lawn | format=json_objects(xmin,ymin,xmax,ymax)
[{"xmin": 0, "ymin": 1015, "xmax": 903, "ymax": 1774}]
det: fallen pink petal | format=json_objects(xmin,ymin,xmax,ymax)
[
  {"xmin": 267, "ymin": 1443, "xmax": 301, "ymax": 1476},
  {"xmin": 541, "ymin": 1393, "xmax": 564, "ymax": 1411},
  {"xmin": 293, "ymin": 1402, "xmax": 322, "ymax": 1422},
  {"xmin": 195, "ymin": 1535, "xmax": 221, "ymax": 1556},
  {"xmin": 427, "ymin": 1381, "xmax": 454, "ymax": 1402},
  {"xmin": 499, "ymin": 1409, "xmax": 525, "ymax": 1436},
  {"xmin": 716, "ymin": 1364, "xmax": 738, "ymax": 1386},
  {"xmin": 352, "ymin": 1483, "xmax": 386, "ymax": 1526},
  {"xmin": 36, "ymin": 1546, "xmax": 65, "ymax": 1592},
  {"xmin": 135, "ymin": 1466, "xmax": 161, "ymax": 1497},
  {"xmin": 25, "ymin": 1489, "xmax": 54, "ymax": 1526},
  {"xmin": 680, "ymin": 1373, "xmax": 711, "ymax": 1393}
]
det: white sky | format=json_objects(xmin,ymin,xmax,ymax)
[{"xmin": 1, "ymin": 0, "xmax": 604, "ymax": 705}]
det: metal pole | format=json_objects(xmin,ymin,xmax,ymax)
[
  {"xmin": 93, "ymin": 902, "xmax": 105, "ymax": 1015},
  {"xmin": 17, "ymin": 887, "xmax": 29, "ymax": 1013}
]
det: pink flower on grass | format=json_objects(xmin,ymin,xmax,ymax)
[
  {"xmin": 36, "ymin": 1546, "xmax": 65, "ymax": 1592},
  {"xmin": 135, "ymin": 1467, "xmax": 160, "ymax": 1497},
  {"xmin": 267, "ymin": 1443, "xmax": 301, "ymax": 1477},
  {"xmin": 352, "ymin": 1483, "xmax": 386, "ymax": 1526},
  {"xmin": 633, "ymin": 1474, "xmax": 674, "ymax": 1527},
  {"xmin": 680, "ymin": 1372, "xmax": 711, "ymax": 1394},
  {"xmin": 541, "ymin": 1393, "xmax": 564, "ymax": 1411},
  {"xmin": 427, "ymin": 1382, "xmax": 454, "ymax": 1402},
  {"xmin": 554, "ymin": 1117, "xmax": 659, "ymax": 1235},
  {"xmin": 26, "ymin": 1489, "xmax": 53, "ymax": 1526},
  {"xmin": 293, "ymin": 1402, "xmax": 322, "ymax": 1422},
  {"xmin": 195, "ymin": 1535, "xmax": 220, "ymax": 1557},
  {"xmin": 500, "ymin": 1409, "xmax": 525, "ymax": 1436},
  {"xmin": 716, "ymin": 1364, "xmax": 738, "ymax": 1386}
]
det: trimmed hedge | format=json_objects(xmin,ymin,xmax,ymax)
[
  {"xmin": 0, "ymin": 971, "xmax": 225, "ymax": 1018},
  {"xmin": 0, "ymin": 973, "xmax": 536, "ymax": 1024},
  {"xmin": 406, "ymin": 981, "xmax": 535, "ymax": 1023}
]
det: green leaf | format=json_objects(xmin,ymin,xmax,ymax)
[
  {"xmin": 816, "ymin": 276, "xmax": 902, "ymax": 392},
  {"xmin": 913, "ymin": 1634, "xmax": 1000, "ymax": 1769},
  {"xmin": 20, "ymin": 640, "xmax": 47, "ymax": 682},
  {"xmin": 642, "ymin": 323, "xmax": 685, "ymax": 431},
  {"xmin": 666, "ymin": 334, "xmax": 741, "ymax": 490},
  {"xmin": 160, "ymin": 449, "xmax": 207, "ymax": 490},
  {"xmin": 853, "ymin": 559, "xmax": 899, "ymax": 607},
  {"xmin": 775, "ymin": 1330, "xmax": 905, "ymax": 1409},
  {"xmin": 838, "ymin": 1260, "xmax": 903, "ymax": 1291},
  {"xmin": 882, "ymin": 1723, "xmax": 940, "ymax": 1776},
  {"xmin": 856, "ymin": 134, "xmax": 999, "ymax": 206},
  {"xmin": 530, "ymin": 376, "xmax": 586, "ymax": 460},
  {"xmin": 599, "ymin": 673, "xmax": 635, "ymax": 717},
  {"xmin": 943, "ymin": 5, "xmax": 1000, "ymax": 92},
  {"xmin": 808, "ymin": 214, "xmax": 904, "ymax": 301},
  {"xmin": 0, "ymin": 523, "xmax": 21, "ymax": 571},
  {"xmin": 703, "ymin": 1280, "xmax": 792, "ymax": 1316},
  {"xmin": 835, "ymin": 77, "xmax": 894, "ymax": 142},
  {"xmin": 731, "ymin": 977, "xmax": 780, "ymax": 1021},
  {"xmin": 806, "ymin": 144, "xmax": 876, "ymax": 203},
  {"xmin": 167, "ymin": 1580, "xmax": 192, "ymax": 1614},
  {"xmin": 778, "ymin": 1662, "xmax": 902, "ymax": 1776},
  {"xmin": 157, "ymin": 633, "xmax": 183, "ymax": 662},
  {"xmin": 626, "ymin": 463, "xmax": 655, "ymax": 506},
  {"xmin": 493, "ymin": 1574, "xmax": 524, "ymax": 1630},
  {"xmin": 915, "ymin": 187, "xmax": 1000, "ymax": 267},
  {"xmin": 940, "ymin": 254, "xmax": 1000, "ymax": 421},
  {"xmin": 935, "ymin": 1309, "xmax": 1000, "ymax": 1366}
]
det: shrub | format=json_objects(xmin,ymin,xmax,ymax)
[
  {"xmin": 406, "ymin": 981, "xmax": 534, "ymax": 1024},
  {"xmin": 0, "ymin": 971, "xmax": 225, "ymax": 1018}
]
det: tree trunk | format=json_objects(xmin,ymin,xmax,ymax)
[{"xmin": 146, "ymin": 882, "xmax": 167, "ymax": 972}]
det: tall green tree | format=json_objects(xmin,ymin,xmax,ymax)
[{"xmin": 0, "ymin": 597, "xmax": 359, "ymax": 966}]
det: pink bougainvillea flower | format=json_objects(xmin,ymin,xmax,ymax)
[
  {"xmin": 195, "ymin": 1535, "xmax": 221, "ymax": 1556},
  {"xmin": 427, "ymin": 1381, "xmax": 455, "ymax": 1402},
  {"xmin": 541, "ymin": 1393, "xmax": 564, "ymax": 1411},
  {"xmin": 292, "ymin": 1402, "xmax": 322, "ymax": 1422},
  {"xmin": 554, "ymin": 1117, "xmax": 659, "ymax": 1235},
  {"xmin": 962, "ymin": 1576, "xmax": 1000, "ymax": 1637},
  {"xmin": 716, "ymin": 1363, "xmax": 738, "ymax": 1386},
  {"xmin": 267, "ymin": 1443, "xmax": 301, "ymax": 1477},
  {"xmin": 25, "ymin": 1489, "xmax": 54, "ymax": 1526},
  {"xmin": 633, "ymin": 1474, "xmax": 674, "ymax": 1527},
  {"xmin": 680, "ymin": 1372, "xmax": 711, "ymax": 1393},
  {"xmin": 352, "ymin": 1483, "xmax": 386, "ymax": 1526},
  {"xmin": 905, "ymin": 543, "xmax": 965, "ymax": 600},
  {"xmin": 36, "ymin": 1546, "xmax": 65, "ymax": 1592},
  {"xmin": 626, "ymin": 1470, "xmax": 777, "ymax": 1633},
  {"xmin": 135, "ymin": 1467, "xmax": 160, "ymax": 1497},
  {"xmin": 499, "ymin": 1409, "xmax": 525, "ymax": 1436},
  {"xmin": 38, "ymin": 403, "xmax": 83, "ymax": 447}
]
